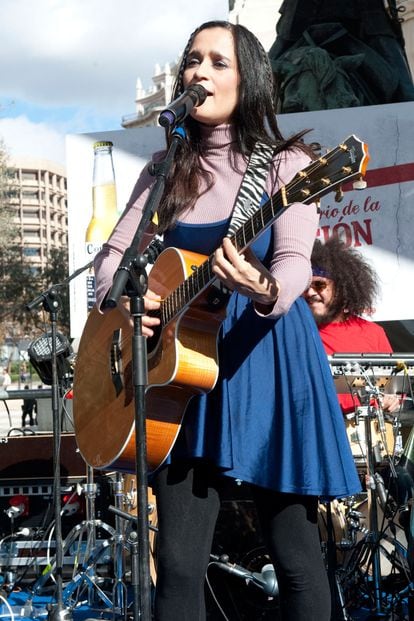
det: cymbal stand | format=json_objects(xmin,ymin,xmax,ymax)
[
  {"xmin": 357, "ymin": 368, "xmax": 395, "ymax": 618},
  {"xmin": 361, "ymin": 403, "xmax": 385, "ymax": 617},
  {"xmin": 60, "ymin": 468, "xmax": 116, "ymax": 611},
  {"xmin": 26, "ymin": 468, "xmax": 116, "ymax": 615},
  {"xmin": 110, "ymin": 473, "xmax": 129, "ymax": 620}
]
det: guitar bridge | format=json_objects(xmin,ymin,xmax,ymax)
[{"xmin": 110, "ymin": 328, "xmax": 123, "ymax": 397}]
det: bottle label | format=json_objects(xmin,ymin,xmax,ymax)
[
  {"xmin": 85, "ymin": 243, "xmax": 103, "ymax": 312},
  {"xmin": 86, "ymin": 241, "xmax": 103, "ymax": 257},
  {"xmin": 86, "ymin": 274, "xmax": 96, "ymax": 311}
]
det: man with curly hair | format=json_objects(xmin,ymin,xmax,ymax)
[{"xmin": 303, "ymin": 237, "xmax": 399, "ymax": 414}]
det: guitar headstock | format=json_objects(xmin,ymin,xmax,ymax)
[{"xmin": 287, "ymin": 135, "xmax": 370, "ymax": 205}]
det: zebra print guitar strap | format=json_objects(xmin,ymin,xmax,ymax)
[
  {"xmin": 144, "ymin": 141, "xmax": 275, "ymax": 263},
  {"xmin": 226, "ymin": 141, "xmax": 275, "ymax": 238}
]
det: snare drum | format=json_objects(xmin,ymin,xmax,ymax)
[{"xmin": 318, "ymin": 499, "xmax": 349, "ymax": 566}]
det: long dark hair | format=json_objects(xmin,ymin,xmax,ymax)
[{"xmin": 157, "ymin": 20, "xmax": 310, "ymax": 232}]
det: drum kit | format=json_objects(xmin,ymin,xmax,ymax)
[
  {"xmin": 205, "ymin": 354, "xmax": 414, "ymax": 620},
  {"xmin": 0, "ymin": 467, "xmax": 159, "ymax": 618},
  {"xmin": 2, "ymin": 354, "xmax": 414, "ymax": 620},
  {"xmin": 319, "ymin": 354, "xmax": 414, "ymax": 620}
]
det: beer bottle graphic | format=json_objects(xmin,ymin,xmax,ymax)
[{"xmin": 85, "ymin": 141, "xmax": 118, "ymax": 310}]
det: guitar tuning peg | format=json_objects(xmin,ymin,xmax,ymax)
[
  {"xmin": 353, "ymin": 175, "xmax": 367, "ymax": 190},
  {"xmin": 335, "ymin": 186, "xmax": 344, "ymax": 203}
]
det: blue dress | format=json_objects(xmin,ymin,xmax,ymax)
[{"xmin": 163, "ymin": 217, "xmax": 361, "ymax": 500}]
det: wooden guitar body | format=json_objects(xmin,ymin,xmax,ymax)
[{"xmin": 73, "ymin": 247, "xmax": 226, "ymax": 473}]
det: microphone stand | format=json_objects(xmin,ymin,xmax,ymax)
[
  {"xmin": 25, "ymin": 288, "xmax": 72, "ymax": 621},
  {"xmin": 24, "ymin": 260, "xmax": 93, "ymax": 620},
  {"xmin": 104, "ymin": 126, "xmax": 186, "ymax": 621}
]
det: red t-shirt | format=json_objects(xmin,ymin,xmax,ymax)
[{"xmin": 318, "ymin": 316, "xmax": 393, "ymax": 413}]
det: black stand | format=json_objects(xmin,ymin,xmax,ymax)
[
  {"xmin": 24, "ymin": 262, "xmax": 94, "ymax": 619},
  {"xmin": 26, "ymin": 288, "xmax": 72, "ymax": 621},
  {"xmin": 105, "ymin": 127, "xmax": 186, "ymax": 621},
  {"xmin": 326, "ymin": 504, "xmax": 340, "ymax": 621},
  {"xmin": 362, "ymin": 407, "xmax": 389, "ymax": 620}
]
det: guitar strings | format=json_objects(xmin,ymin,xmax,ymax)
[
  {"xmin": 150, "ymin": 140, "xmax": 361, "ymax": 329},
  {"xmin": 157, "ymin": 144, "xmax": 346, "ymax": 324}
]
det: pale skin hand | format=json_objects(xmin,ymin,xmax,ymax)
[
  {"xmin": 212, "ymin": 237, "xmax": 280, "ymax": 312},
  {"xmin": 118, "ymin": 238, "xmax": 278, "ymax": 335},
  {"xmin": 382, "ymin": 393, "xmax": 401, "ymax": 413},
  {"xmin": 117, "ymin": 291, "xmax": 161, "ymax": 338}
]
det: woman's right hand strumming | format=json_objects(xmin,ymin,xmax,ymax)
[{"xmin": 117, "ymin": 290, "xmax": 161, "ymax": 337}]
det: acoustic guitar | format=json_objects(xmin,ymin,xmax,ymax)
[{"xmin": 73, "ymin": 135, "xmax": 369, "ymax": 473}]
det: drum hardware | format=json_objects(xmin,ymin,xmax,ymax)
[
  {"xmin": 58, "ymin": 471, "xmax": 158, "ymax": 618},
  {"xmin": 109, "ymin": 473, "xmax": 131, "ymax": 620},
  {"xmin": 327, "ymin": 488, "xmax": 413, "ymax": 619},
  {"xmin": 102, "ymin": 498, "xmax": 158, "ymax": 621},
  {"xmin": 107, "ymin": 481, "xmax": 158, "ymax": 599},
  {"xmin": 356, "ymin": 371, "xmax": 395, "ymax": 615},
  {"xmin": 343, "ymin": 508, "xmax": 369, "ymax": 541},
  {"xmin": 324, "ymin": 358, "xmax": 414, "ymax": 617},
  {"xmin": 322, "ymin": 501, "xmax": 348, "ymax": 621},
  {"xmin": 24, "ymin": 472, "xmax": 158, "ymax": 619},
  {"xmin": 25, "ymin": 467, "xmax": 118, "ymax": 617}
]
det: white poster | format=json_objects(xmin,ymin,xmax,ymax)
[
  {"xmin": 278, "ymin": 101, "xmax": 414, "ymax": 322},
  {"xmin": 67, "ymin": 127, "xmax": 164, "ymax": 337},
  {"xmin": 67, "ymin": 101, "xmax": 414, "ymax": 338}
]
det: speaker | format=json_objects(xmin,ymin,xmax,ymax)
[{"xmin": 28, "ymin": 332, "xmax": 73, "ymax": 385}]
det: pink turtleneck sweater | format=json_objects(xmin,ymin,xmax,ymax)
[{"xmin": 94, "ymin": 124, "xmax": 319, "ymax": 317}]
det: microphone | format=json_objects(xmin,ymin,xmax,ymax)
[
  {"xmin": 210, "ymin": 555, "xmax": 279, "ymax": 597},
  {"xmin": 16, "ymin": 527, "xmax": 32, "ymax": 538},
  {"xmin": 158, "ymin": 84, "xmax": 207, "ymax": 128},
  {"xmin": 252, "ymin": 563, "xmax": 279, "ymax": 597},
  {"xmin": 374, "ymin": 472, "xmax": 395, "ymax": 518},
  {"xmin": 4, "ymin": 506, "xmax": 24, "ymax": 519}
]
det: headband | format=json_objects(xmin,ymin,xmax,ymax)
[{"xmin": 312, "ymin": 266, "xmax": 332, "ymax": 279}]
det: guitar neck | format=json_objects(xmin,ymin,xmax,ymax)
[{"xmin": 160, "ymin": 135, "xmax": 369, "ymax": 326}]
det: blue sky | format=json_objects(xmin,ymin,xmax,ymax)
[{"xmin": 0, "ymin": 0, "xmax": 228, "ymax": 166}]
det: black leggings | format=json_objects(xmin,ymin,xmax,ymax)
[{"xmin": 152, "ymin": 462, "xmax": 331, "ymax": 621}]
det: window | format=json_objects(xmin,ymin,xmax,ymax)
[
  {"xmin": 22, "ymin": 209, "xmax": 39, "ymax": 220},
  {"xmin": 22, "ymin": 171, "xmax": 37, "ymax": 181},
  {"xmin": 22, "ymin": 191, "xmax": 39, "ymax": 200},
  {"xmin": 23, "ymin": 230, "xmax": 41, "ymax": 240},
  {"xmin": 23, "ymin": 247, "xmax": 41, "ymax": 257}
]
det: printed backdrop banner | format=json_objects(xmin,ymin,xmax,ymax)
[
  {"xmin": 67, "ymin": 102, "xmax": 414, "ymax": 338},
  {"xmin": 278, "ymin": 101, "xmax": 414, "ymax": 323}
]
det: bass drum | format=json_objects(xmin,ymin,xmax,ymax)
[{"xmin": 121, "ymin": 474, "xmax": 158, "ymax": 585}]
